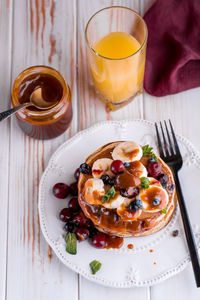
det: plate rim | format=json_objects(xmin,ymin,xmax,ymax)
[{"xmin": 38, "ymin": 119, "xmax": 200, "ymax": 288}]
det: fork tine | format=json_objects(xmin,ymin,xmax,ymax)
[
  {"xmin": 164, "ymin": 120, "xmax": 174, "ymax": 155},
  {"xmin": 160, "ymin": 121, "xmax": 170, "ymax": 156},
  {"xmin": 155, "ymin": 122, "xmax": 165, "ymax": 158},
  {"xmin": 169, "ymin": 119, "xmax": 181, "ymax": 155}
]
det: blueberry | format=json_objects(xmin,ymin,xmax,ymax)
[
  {"xmin": 124, "ymin": 162, "xmax": 130, "ymax": 168},
  {"xmin": 172, "ymin": 229, "xmax": 179, "ymax": 237},
  {"xmin": 153, "ymin": 198, "xmax": 160, "ymax": 206},
  {"xmin": 79, "ymin": 163, "xmax": 92, "ymax": 174},
  {"xmin": 89, "ymin": 227, "xmax": 98, "ymax": 238},
  {"xmin": 64, "ymin": 222, "xmax": 74, "ymax": 233},
  {"xmin": 168, "ymin": 184, "xmax": 175, "ymax": 192},
  {"xmin": 157, "ymin": 173, "xmax": 168, "ymax": 188},
  {"xmin": 149, "ymin": 157, "xmax": 156, "ymax": 163},
  {"xmin": 120, "ymin": 188, "xmax": 129, "ymax": 197},
  {"xmin": 101, "ymin": 175, "xmax": 110, "ymax": 185},
  {"xmin": 129, "ymin": 200, "xmax": 143, "ymax": 211},
  {"xmin": 108, "ymin": 178, "xmax": 115, "ymax": 186}
]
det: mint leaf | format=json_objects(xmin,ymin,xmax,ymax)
[
  {"xmin": 161, "ymin": 208, "xmax": 167, "ymax": 214},
  {"xmin": 142, "ymin": 145, "xmax": 153, "ymax": 156},
  {"xmin": 65, "ymin": 232, "xmax": 77, "ymax": 255},
  {"xmin": 102, "ymin": 186, "xmax": 116, "ymax": 203},
  {"xmin": 142, "ymin": 145, "xmax": 158, "ymax": 162},
  {"xmin": 108, "ymin": 186, "xmax": 116, "ymax": 198},
  {"xmin": 151, "ymin": 153, "xmax": 158, "ymax": 162},
  {"xmin": 90, "ymin": 260, "xmax": 102, "ymax": 274},
  {"xmin": 140, "ymin": 177, "xmax": 150, "ymax": 189}
]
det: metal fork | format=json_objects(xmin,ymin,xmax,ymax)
[{"xmin": 155, "ymin": 120, "xmax": 200, "ymax": 287}]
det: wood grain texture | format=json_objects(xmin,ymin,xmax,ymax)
[
  {"xmin": 141, "ymin": 1, "xmax": 200, "ymax": 299},
  {"xmin": 6, "ymin": 1, "xmax": 78, "ymax": 299},
  {"xmin": 0, "ymin": 0, "xmax": 200, "ymax": 299},
  {"xmin": 0, "ymin": 1, "xmax": 13, "ymax": 300}
]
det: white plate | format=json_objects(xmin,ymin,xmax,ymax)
[{"xmin": 39, "ymin": 120, "xmax": 200, "ymax": 287}]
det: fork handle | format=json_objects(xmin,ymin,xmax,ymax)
[{"xmin": 173, "ymin": 171, "xmax": 200, "ymax": 287}]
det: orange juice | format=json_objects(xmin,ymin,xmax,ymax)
[{"xmin": 90, "ymin": 32, "xmax": 145, "ymax": 104}]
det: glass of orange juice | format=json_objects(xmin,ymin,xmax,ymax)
[{"xmin": 85, "ymin": 6, "xmax": 148, "ymax": 110}]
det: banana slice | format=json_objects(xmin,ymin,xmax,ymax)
[
  {"xmin": 112, "ymin": 141, "xmax": 142, "ymax": 162},
  {"xmin": 126, "ymin": 161, "xmax": 147, "ymax": 178},
  {"xmin": 102, "ymin": 193, "xmax": 125, "ymax": 209},
  {"xmin": 117, "ymin": 204, "xmax": 142, "ymax": 221},
  {"xmin": 149, "ymin": 177, "xmax": 162, "ymax": 187},
  {"xmin": 84, "ymin": 178, "xmax": 105, "ymax": 205},
  {"xmin": 139, "ymin": 184, "xmax": 169, "ymax": 213},
  {"xmin": 92, "ymin": 158, "xmax": 113, "ymax": 178}
]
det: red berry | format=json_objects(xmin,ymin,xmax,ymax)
[
  {"xmin": 63, "ymin": 222, "xmax": 74, "ymax": 233},
  {"xmin": 68, "ymin": 197, "xmax": 80, "ymax": 212},
  {"xmin": 53, "ymin": 183, "xmax": 70, "ymax": 199},
  {"xmin": 74, "ymin": 168, "xmax": 80, "ymax": 181},
  {"xmin": 147, "ymin": 162, "xmax": 162, "ymax": 177},
  {"xmin": 110, "ymin": 160, "xmax": 125, "ymax": 174},
  {"xmin": 74, "ymin": 227, "xmax": 89, "ymax": 241},
  {"xmin": 59, "ymin": 208, "xmax": 73, "ymax": 222},
  {"xmin": 70, "ymin": 182, "xmax": 78, "ymax": 196},
  {"xmin": 72, "ymin": 212, "xmax": 90, "ymax": 227},
  {"xmin": 92, "ymin": 233, "xmax": 107, "ymax": 248}
]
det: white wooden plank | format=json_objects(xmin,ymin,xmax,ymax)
[
  {"xmin": 150, "ymin": 264, "xmax": 200, "ymax": 299},
  {"xmin": 6, "ymin": 1, "xmax": 78, "ymax": 299},
  {"xmin": 141, "ymin": 0, "xmax": 200, "ymax": 299},
  {"xmin": 80, "ymin": 279, "xmax": 150, "ymax": 300},
  {"xmin": 77, "ymin": 0, "xmax": 149, "ymax": 299},
  {"xmin": 0, "ymin": 1, "xmax": 13, "ymax": 300}
]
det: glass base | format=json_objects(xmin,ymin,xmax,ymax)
[{"xmin": 95, "ymin": 86, "xmax": 144, "ymax": 111}]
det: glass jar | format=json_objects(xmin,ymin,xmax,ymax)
[{"xmin": 11, "ymin": 66, "xmax": 72, "ymax": 139}]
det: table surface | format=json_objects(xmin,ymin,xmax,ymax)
[{"xmin": 0, "ymin": 0, "xmax": 200, "ymax": 299}]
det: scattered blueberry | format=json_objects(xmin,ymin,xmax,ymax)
[
  {"xmin": 172, "ymin": 230, "xmax": 179, "ymax": 237},
  {"xmin": 108, "ymin": 178, "xmax": 115, "ymax": 186},
  {"xmin": 89, "ymin": 227, "xmax": 98, "ymax": 238},
  {"xmin": 124, "ymin": 162, "xmax": 130, "ymax": 168},
  {"xmin": 64, "ymin": 221, "xmax": 75, "ymax": 233},
  {"xmin": 149, "ymin": 157, "xmax": 156, "ymax": 163},
  {"xmin": 101, "ymin": 174, "xmax": 110, "ymax": 185},
  {"xmin": 79, "ymin": 163, "xmax": 92, "ymax": 174},
  {"xmin": 129, "ymin": 199, "xmax": 143, "ymax": 211},
  {"xmin": 167, "ymin": 184, "xmax": 175, "ymax": 192},
  {"xmin": 157, "ymin": 173, "xmax": 168, "ymax": 188},
  {"xmin": 153, "ymin": 197, "xmax": 160, "ymax": 206}
]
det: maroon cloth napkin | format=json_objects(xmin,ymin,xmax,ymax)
[{"xmin": 143, "ymin": 0, "xmax": 200, "ymax": 97}]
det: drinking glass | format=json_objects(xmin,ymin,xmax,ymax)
[{"xmin": 85, "ymin": 6, "xmax": 148, "ymax": 110}]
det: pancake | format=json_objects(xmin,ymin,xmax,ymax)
[{"xmin": 78, "ymin": 141, "xmax": 177, "ymax": 237}]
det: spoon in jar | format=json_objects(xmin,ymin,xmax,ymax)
[{"xmin": 0, "ymin": 88, "xmax": 59, "ymax": 122}]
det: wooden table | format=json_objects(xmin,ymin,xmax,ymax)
[{"xmin": 0, "ymin": 0, "xmax": 200, "ymax": 299}]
